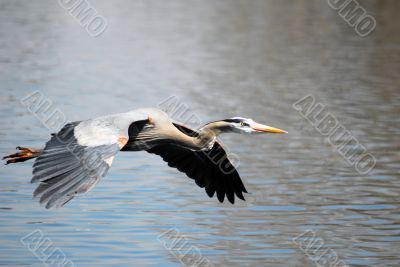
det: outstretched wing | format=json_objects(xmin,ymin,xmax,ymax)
[
  {"xmin": 146, "ymin": 123, "xmax": 248, "ymax": 204},
  {"xmin": 31, "ymin": 121, "xmax": 125, "ymax": 209}
]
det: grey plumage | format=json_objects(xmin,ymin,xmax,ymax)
[{"xmin": 32, "ymin": 122, "xmax": 120, "ymax": 208}]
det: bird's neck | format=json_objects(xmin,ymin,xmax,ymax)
[
  {"xmin": 170, "ymin": 124, "xmax": 218, "ymax": 151},
  {"xmin": 193, "ymin": 129, "xmax": 217, "ymax": 151}
]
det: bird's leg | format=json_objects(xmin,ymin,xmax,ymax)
[{"xmin": 3, "ymin": 146, "xmax": 42, "ymax": 164}]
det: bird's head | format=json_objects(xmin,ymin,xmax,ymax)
[{"xmin": 203, "ymin": 117, "xmax": 287, "ymax": 135}]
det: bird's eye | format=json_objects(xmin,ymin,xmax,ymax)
[{"xmin": 240, "ymin": 121, "xmax": 244, "ymax": 127}]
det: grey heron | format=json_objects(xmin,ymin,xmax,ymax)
[{"xmin": 3, "ymin": 108, "xmax": 287, "ymax": 209}]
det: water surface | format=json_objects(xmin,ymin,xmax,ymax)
[{"xmin": 0, "ymin": 0, "xmax": 399, "ymax": 266}]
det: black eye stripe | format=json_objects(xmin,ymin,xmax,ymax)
[
  {"xmin": 222, "ymin": 119, "xmax": 250, "ymax": 127},
  {"xmin": 223, "ymin": 119, "xmax": 242, "ymax": 123}
]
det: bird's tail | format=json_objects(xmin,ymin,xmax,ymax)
[{"xmin": 3, "ymin": 147, "xmax": 42, "ymax": 165}]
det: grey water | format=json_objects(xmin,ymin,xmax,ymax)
[{"xmin": 0, "ymin": 0, "xmax": 399, "ymax": 266}]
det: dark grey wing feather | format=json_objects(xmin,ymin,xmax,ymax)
[
  {"xmin": 31, "ymin": 122, "xmax": 120, "ymax": 209},
  {"xmin": 146, "ymin": 123, "xmax": 247, "ymax": 204}
]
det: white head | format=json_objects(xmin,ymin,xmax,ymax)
[{"xmin": 220, "ymin": 117, "xmax": 288, "ymax": 135}]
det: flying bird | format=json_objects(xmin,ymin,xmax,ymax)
[{"xmin": 3, "ymin": 108, "xmax": 287, "ymax": 209}]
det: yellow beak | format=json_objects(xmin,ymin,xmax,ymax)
[{"xmin": 251, "ymin": 123, "xmax": 288, "ymax": 134}]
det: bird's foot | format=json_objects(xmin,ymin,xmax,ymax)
[{"xmin": 3, "ymin": 147, "xmax": 41, "ymax": 164}]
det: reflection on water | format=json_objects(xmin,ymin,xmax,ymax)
[{"xmin": 0, "ymin": 0, "xmax": 399, "ymax": 266}]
